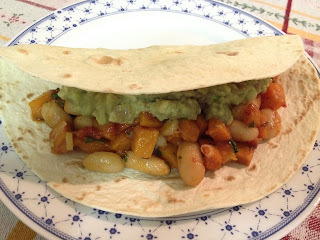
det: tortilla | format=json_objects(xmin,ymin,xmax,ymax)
[
  {"xmin": 0, "ymin": 35, "xmax": 303, "ymax": 94},
  {"xmin": 0, "ymin": 35, "xmax": 319, "ymax": 217}
]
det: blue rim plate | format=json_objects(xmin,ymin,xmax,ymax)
[{"xmin": 1, "ymin": 0, "xmax": 320, "ymax": 239}]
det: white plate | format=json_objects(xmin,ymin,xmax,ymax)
[{"xmin": 1, "ymin": 0, "xmax": 320, "ymax": 239}]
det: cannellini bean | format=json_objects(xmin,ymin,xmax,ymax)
[
  {"xmin": 228, "ymin": 120, "xmax": 259, "ymax": 142},
  {"xmin": 125, "ymin": 151, "xmax": 170, "ymax": 176},
  {"xmin": 74, "ymin": 116, "xmax": 95, "ymax": 130},
  {"xmin": 83, "ymin": 152, "xmax": 125, "ymax": 173},
  {"xmin": 177, "ymin": 142, "xmax": 205, "ymax": 187},
  {"xmin": 64, "ymin": 100, "xmax": 79, "ymax": 115},
  {"xmin": 160, "ymin": 119, "xmax": 179, "ymax": 137},
  {"xmin": 41, "ymin": 101, "xmax": 73, "ymax": 128},
  {"xmin": 260, "ymin": 108, "xmax": 281, "ymax": 139}
]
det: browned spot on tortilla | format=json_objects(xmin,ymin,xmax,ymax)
[
  {"xmin": 62, "ymin": 177, "xmax": 68, "ymax": 183},
  {"xmin": 64, "ymin": 161, "xmax": 84, "ymax": 169},
  {"xmin": 173, "ymin": 51, "xmax": 182, "ymax": 54},
  {"xmin": 225, "ymin": 175, "xmax": 235, "ymax": 181},
  {"xmin": 267, "ymin": 184, "xmax": 277, "ymax": 192},
  {"xmin": 63, "ymin": 73, "xmax": 72, "ymax": 78},
  {"xmin": 167, "ymin": 196, "xmax": 185, "ymax": 204},
  {"xmin": 21, "ymin": 98, "xmax": 26, "ymax": 102},
  {"xmin": 6, "ymin": 100, "xmax": 10, "ymax": 103},
  {"xmin": 17, "ymin": 137, "xmax": 23, "ymax": 141},
  {"xmin": 18, "ymin": 48, "xmax": 29, "ymax": 55},
  {"xmin": 129, "ymin": 84, "xmax": 142, "ymax": 90},
  {"xmin": 294, "ymin": 91, "xmax": 320, "ymax": 126},
  {"xmin": 213, "ymin": 187, "xmax": 223, "ymax": 191},
  {"xmin": 76, "ymin": 192, "xmax": 87, "ymax": 201},
  {"xmin": 204, "ymin": 193, "xmax": 210, "ymax": 197},
  {"xmin": 27, "ymin": 93, "xmax": 34, "ymax": 98},
  {"xmin": 63, "ymin": 50, "xmax": 71, "ymax": 55},
  {"xmin": 92, "ymin": 56, "xmax": 122, "ymax": 66},
  {"xmin": 216, "ymin": 51, "xmax": 238, "ymax": 56},
  {"xmin": 52, "ymin": 184, "xmax": 60, "ymax": 188},
  {"xmin": 43, "ymin": 138, "xmax": 49, "ymax": 143},
  {"xmin": 298, "ymin": 149, "xmax": 307, "ymax": 158},
  {"xmin": 22, "ymin": 155, "xmax": 29, "ymax": 160},
  {"xmin": 27, "ymin": 129, "xmax": 34, "ymax": 136},
  {"xmin": 310, "ymin": 130, "xmax": 317, "ymax": 142},
  {"xmin": 282, "ymin": 127, "xmax": 293, "ymax": 135},
  {"xmin": 267, "ymin": 142, "xmax": 278, "ymax": 149},
  {"xmin": 248, "ymin": 163, "xmax": 257, "ymax": 172},
  {"xmin": 0, "ymin": 94, "xmax": 2, "ymax": 99},
  {"xmin": 114, "ymin": 177, "xmax": 127, "ymax": 183},
  {"xmin": 293, "ymin": 163, "xmax": 300, "ymax": 172},
  {"xmin": 96, "ymin": 185, "xmax": 101, "ymax": 191},
  {"xmin": 82, "ymin": 176, "xmax": 86, "ymax": 180},
  {"xmin": 13, "ymin": 142, "xmax": 19, "ymax": 149}
]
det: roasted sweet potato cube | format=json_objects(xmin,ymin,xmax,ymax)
[
  {"xmin": 131, "ymin": 125, "xmax": 159, "ymax": 158},
  {"xmin": 236, "ymin": 143, "xmax": 254, "ymax": 166},
  {"xmin": 179, "ymin": 119, "xmax": 200, "ymax": 142},
  {"xmin": 260, "ymin": 82, "xmax": 286, "ymax": 110},
  {"xmin": 49, "ymin": 119, "xmax": 72, "ymax": 154},
  {"xmin": 196, "ymin": 114, "xmax": 208, "ymax": 135},
  {"xmin": 158, "ymin": 143, "xmax": 178, "ymax": 168},
  {"xmin": 28, "ymin": 90, "xmax": 53, "ymax": 120},
  {"xmin": 201, "ymin": 144, "xmax": 222, "ymax": 170},
  {"xmin": 73, "ymin": 137, "xmax": 113, "ymax": 153},
  {"xmin": 205, "ymin": 119, "xmax": 231, "ymax": 142},
  {"xmin": 111, "ymin": 132, "xmax": 132, "ymax": 152},
  {"xmin": 215, "ymin": 141, "xmax": 237, "ymax": 164},
  {"xmin": 139, "ymin": 112, "xmax": 162, "ymax": 128}
]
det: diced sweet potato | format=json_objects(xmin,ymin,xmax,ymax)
[
  {"xmin": 131, "ymin": 125, "xmax": 159, "ymax": 158},
  {"xmin": 179, "ymin": 119, "xmax": 200, "ymax": 142},
  {"xmin": 166, "ymin": 132, "xmax": 182, "ymax": 145},
  {"xmin": 158, "ymin": 143, "xmax": 178, "ymax": 168},
  {"xmin": 205, "ymin": 119, "xmax": 231, "ymax": 142},
  {"xmin": 236, "ymin": 143, "xmax": 254, "ymax": 166},
  {"xmin": 73, "ymin": 137, "xmax": 113, "ymax": 153},
  {"xmin": 215, "ymin": 141, "xmax": 237, "ymax": 164},
  {"xmin": 200, "ymin": 144, "xmax": 222, "ymax": 170},
  {"xmin": 111, "ymin": 132, "xmax": 132, "ymax": 152},
  {"xmin": 139, "ymin": 112, "xmax": 162, "ymax": 128},
  {"xmin": 260, "ymin": 82, "xmax": 286, "ymax": 110},
  {"xmin": 241, "ymin": 103, "xmax": 261, "ymax": 127},
  {"xmin": 28, "ymin": 90, "xmax": 53, "ymax": 120},
  {"xmin": 196, "ymin": 114, "xmax": 208, "ymax": 135},
  {"xmin": 49, "ymin": 119, "xmax": 72, "ymax": 154}
]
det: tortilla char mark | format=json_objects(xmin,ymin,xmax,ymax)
[
  {"xmin": 90, "ymin": 55, "xmax": 122, "ymax": 66},
  {"xmin": 18, "ymin": 48, "xmax": 29, "ymax": 55}
]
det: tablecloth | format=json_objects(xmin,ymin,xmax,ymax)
[{"xmin": 0, "ymin": 0, "xmax": 319, "ymax": 239}]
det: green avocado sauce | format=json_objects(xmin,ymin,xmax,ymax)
[{"xmin": 58, "ymin": 79, "xmax": 271, "ymax": 125}]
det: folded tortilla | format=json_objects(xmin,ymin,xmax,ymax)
[{"xmin": 0, "ymin": 35, "xmax": 319, "ymax": 217}]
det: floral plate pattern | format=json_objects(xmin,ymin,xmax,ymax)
[{"xmin": 1, "ymin": 0, "xmax": 320, "ymax": 239}]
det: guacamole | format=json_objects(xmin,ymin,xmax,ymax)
[{"xmin": 58, "ymin": 79, "xmax": 271, "ymax": 125}]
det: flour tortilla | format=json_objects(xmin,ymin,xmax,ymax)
[{"xmin": 0, "ymin": 36, "xmax": 319, "ymax": 217}]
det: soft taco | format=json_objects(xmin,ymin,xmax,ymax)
[{"xmin": 0, "ymin": 35, "xmax": 319, "ymax": 217}]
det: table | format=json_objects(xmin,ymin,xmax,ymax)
[{"xmin": 0, "ymin": 0, "xmax": 319, "ymax": 239}]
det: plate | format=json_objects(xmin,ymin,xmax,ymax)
[{"xmin": 1, "ymin": 0, "xmax": 320, "ymax": 239}]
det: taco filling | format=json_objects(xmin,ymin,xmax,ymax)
[{"xmin": 28, "ymin": 76, "xmax": 285, "ymax": 187}]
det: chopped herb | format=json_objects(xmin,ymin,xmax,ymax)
[
  {"xmin": 51, "ymin": 88, "xmax": 60, "ymax": 99},
  {"xmin": 249, "ymin": 122, "xmax": 255, "ymax": 127},
  {"xmin": 229, "ymin": 139, "xmax": 238, "ymax": 153},
  {"xmin": 165, "ymin": 161, "xmax": 170, "ymax": 167},
  {"xmin": 84, "ymin": 137, "xmax": 104, "ymax": 144},
  {"xmin": 156, "ymin": 149, "xmax": 162, "ymax": 157},
  {"xmin": 124, "ymin": 154, "xmax": 127, "ymax": 162},
  {"xmin": 178, "ymin": 155, "xmax": 182, "ymax": 159}
]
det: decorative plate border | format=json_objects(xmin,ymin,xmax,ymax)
[{"xmin": 0, "ymin": 0, "xmax": 319, "ymax": 240}]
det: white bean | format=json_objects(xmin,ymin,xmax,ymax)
[
  {"xmin": 177, "ymin": 142, "xmax": 205, "ymax": 187},
  {"xmin": 228, "ymin": 120, "xmax": 259, "ymax": 142},
  {"xmin": 260, "ymin": 108, "xmax": 281, "ymax": 139},
  {"xmin": 83, "ymin": 152, "xmax": 125, "ymax": 173},
  {"xmin": 126, "ymin": 151, "xmax": 170, "ymax": 176},
  {"xmin": 41, "ymin": 101, "xmax": 73, "ymax": 128},
  {"xmin": 74, "ymin": 116, "xmax": 95, "ymax": 130}
]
